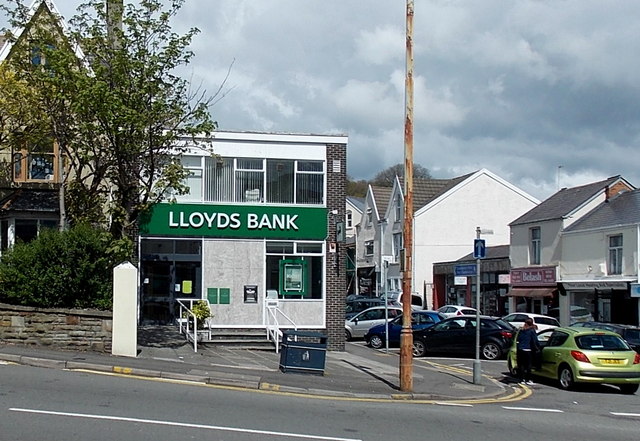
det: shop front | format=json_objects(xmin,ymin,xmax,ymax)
[
  {"xmin": 134, "ymin": 131, "xmax": 347, "ymax": 349},
  {"xmin": 560, "ymin": 280, "xmax": 638, "ymax": 325},
  {"xmin": 507, "ymin": 266, "xmax": 558, "ymax": 315}
]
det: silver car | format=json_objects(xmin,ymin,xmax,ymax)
[{"xmin": 345, "ymin": 306, "xmax": 402, "ymax": 340}]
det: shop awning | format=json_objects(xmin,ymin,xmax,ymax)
[{"xmin": 506, "ymin": 288, "xmax": 556, "ymax": 298}]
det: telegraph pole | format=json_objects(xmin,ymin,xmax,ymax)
[{"xmin": 399, "ymin": 0, "xmax": 414, "ymax": 392}]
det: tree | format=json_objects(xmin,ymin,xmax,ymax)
[
  {"xmin": 0, "ymin": 0, "xmax": 220, "ymax": 240},
  {"xmin": 346, "ymin": 176, "xmax": 368, "ymax": 197},
  {"xmin": 370, "ymin": 162, "xmax": 432, "ymax": 187}
]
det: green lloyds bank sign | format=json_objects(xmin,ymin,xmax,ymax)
[{"xmin": 139, "ymin": 203, "xmax": 328, "ymax": 240}]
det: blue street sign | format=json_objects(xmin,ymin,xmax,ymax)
[
  {"xmin": 455, "ymin": 264, "xmax": 477, "ymax": 276},
  {"xmin": 473, "ymin": 239, "xmax": 486, "ymax": 259}
]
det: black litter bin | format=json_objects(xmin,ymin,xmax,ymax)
[{"xmin": 279, "ymin": 331, "xmax": 327, "ymax": 375}]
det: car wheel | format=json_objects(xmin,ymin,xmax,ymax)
[
  {"xmin": 619, "ymin": 384, "xmax": 639, "ymax": 395},
  {"xmin": 412, "ymin": 339, "xmax": 427, "ymax": 357},
  {"xmin": 345, "ymin": 329, "xmax": 352, "ymax": 341},
  {"xmin": 507, "ymin": 357, "xmax": 518, "ymax": 377},
  {"xmin": 368, "ymin": 334, "xmax": 383, "ymax": 349},
  {"xmin": 558, "ymin": 365, "xmax": 574, "ymax": 390},
  {"xmin": 481, "ymin": 341, "xmax": 502, "ymax": 360}
]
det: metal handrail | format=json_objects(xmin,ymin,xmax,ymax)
[
  {"xmin": 265, "ymin": 304, "xmax": 296, "ymax": 353},
  {"xmin": 176, "ymin": 298, "xmax": 212, "ymax": 352}
]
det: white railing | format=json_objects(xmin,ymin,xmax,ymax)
[
  {"xmin": 176, "ymin": 298, "xmax": 213, "ymax": 352},
  {"xmin": 265, "ymin": 303, "xmax": 296, "ymax": 353}
]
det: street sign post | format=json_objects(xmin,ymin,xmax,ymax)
[{"xmin": 473, "ymin": 239, "xmax": 486, "ymax": 259}]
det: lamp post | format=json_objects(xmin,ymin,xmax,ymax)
[
  {"xmin": 399, "ymin": 0, "xmax": 414, "ymax": 392},
  {"xmin": 473, "ymin": 226, "xmax": 493, "ymax": 385}
]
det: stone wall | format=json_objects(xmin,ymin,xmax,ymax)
[{"xmin": 0, "ymin": 303, "xmax": 113, "ymax": 352}]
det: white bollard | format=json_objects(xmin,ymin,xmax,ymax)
[{"xmin": 112, "ymin": 261, "xmax": 138, "ymax": 357}]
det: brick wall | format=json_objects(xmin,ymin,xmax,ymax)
[
  {"xmin": 325, "ymin": 143, "xmax": 347, "ymax": 351},
  {"xmin": 0, "ymin": 303, "xmax": 113, "ymax": 352}
]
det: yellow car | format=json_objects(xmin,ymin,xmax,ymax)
[{"xmin": 507, "ymin": 327, "xmax": 640, "ymax": 394}]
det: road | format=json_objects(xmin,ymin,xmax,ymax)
[{"xmin": 1, "ymin": 360, "xmax": 639, "ymax": 441}]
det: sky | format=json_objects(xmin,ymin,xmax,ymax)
[{"xmin": 4, "ymin": 0, "xmax": 640, "ymax": 201}]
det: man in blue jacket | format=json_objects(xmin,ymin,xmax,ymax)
[{"xmin": 516, "ymin": 318, "xmax": 540, "ymax": 385}]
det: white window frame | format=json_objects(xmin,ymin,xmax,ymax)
[
  {"xmin": 608, "ymin": 234, "xmax": 623, "ymax": 275},
  {"xmin": 529, "ymin": 227, "xmax": 541, "ymax": 265}
]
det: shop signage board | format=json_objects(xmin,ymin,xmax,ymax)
[
  {"xmin": 510, "ymin": 266, "xmax": 556, "ymax": 286},
  {"xmin": 139, "ymin": 203, "xmax": 328, "ymax": 240},
  {"xmin": 455, "ymin": 264, "xmax": 477, "ymax": 276}
]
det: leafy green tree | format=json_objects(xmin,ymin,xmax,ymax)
[
  {"xmin": 0, "ymin": 224, "xmax": 132, "ymax": 309},
  {"xmin": 370, "ymin": 162, "xmax": 432, "ymax": 187},
  {"xmin": 0, "ymin": 0, "xmax": 219, "ymax": 240}
]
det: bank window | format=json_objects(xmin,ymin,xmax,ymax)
[
  {"xmin": 267, "ymin": 160, "xmax": 294, "ymax": 203},
  {"xmin": 236, "ymin": 158, "xmax": 264, "ymax": 202},
  {"xmin": 265, "ymin": 241, "xmax": 323, "ymax": 300},
  {"xmin": 176, "ymin": 156, "xmax": 203, "ymax": 201},
  {"xmin": 529, "ymin": 227, "xmax": 541, "ymax": 265},
  {"xmin": 365, "ymin": 240, "xmax": 374, "ymax": 256},
  {"xmin": 608, "ymin": 234, "xmax": 623, "ymax": 275},
  {"xmin": 296, "ymin": 161, "xmax": 324, "ymax": 204},
  {"xmin": 205, "ymin": 157, "xmax": 233, "ymax": 202}
]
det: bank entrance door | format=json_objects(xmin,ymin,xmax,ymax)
[{"xmin": 140, "ymin": 239, "xmax": 202, "ymax": 324}]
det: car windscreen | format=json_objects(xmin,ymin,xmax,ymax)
[
  {"xmin": 493, "ymin": 319, "xmax": 514, "ymax": 330},
  {"xmin": 575, "ymin": 334, "xmax": 630, "ymax": 351},
  {"xmin": 623, "ymin": 329, "xmax": 640, "ymax": 342},
  {"xmin": 535, "ymin": 317, "xmax": 559, "ymax": 326}
]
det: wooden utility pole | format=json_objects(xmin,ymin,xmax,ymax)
[{"xmin": 399, "ymin": 0, "xmax": 414, "ymax": 392}]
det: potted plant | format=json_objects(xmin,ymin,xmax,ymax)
[{"xmin": 192, "ymin": 300, "xmax": 212, "ymax": 329}]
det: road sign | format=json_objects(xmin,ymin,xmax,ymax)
[
  {"xmin": 473, "ymin": 239, "xmax": 486, "ymax": 259},
  {"xmin": 454, "ymin": 264, "xmax": 477, "ymax": 276}
]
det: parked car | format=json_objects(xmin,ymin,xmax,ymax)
[
  {"xmin": 381, "ymin": 291, "xmax": 426, "ymax": 310},
  {"xmin": 547, "ymin": 306, "xmax": 594, "ymax": 324},
  {"xmin": 364, "ymin": 310, "xmax": 446, "ymax": 349},
  {"xmin": 346, "ymin": 297, "xmax": 397, "ymax": 318},
  {"xmin": 437, "ymin": 305, "xmax": 478, "ymax": 318},
  {"xmin": 502, "ymin": 313, "xmax": 559, "ymax": 332},
  {"xmin": 345, "ymin": 306, "xmax": 402, "ymax": 340},
  {"xmin": 570, "ymin": 322, "xmax": 640, "ymax": 353},
  {"xmin": 507, "ymin": 327, "xmax": 640, "ymax": 394},
  {"xmin": 412, "ymin": 315, "xmax": 515, "ymax": 360}
]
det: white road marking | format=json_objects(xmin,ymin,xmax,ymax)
[
  {"xmin": 435, "ymin": 402, "xmax": 473, "ymax": 407},
  {"xmin": 502, "ymin": 406, "xmax": 563, "ymax": 413},
  {"xmin": 610, "ymin": 412, "xmax": 640, "ymax": 418},
  {"xmin": 10, "ymin": 408, "xmax": 362, "ymax": 441}
]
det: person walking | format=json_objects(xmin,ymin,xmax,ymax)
[{"xmin": 516, "ymin": 318, "xmax": 540, "ymax": 385}]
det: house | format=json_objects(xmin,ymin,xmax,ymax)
[
  {"xmin": 508, "ymin": 176, "xmax": 634, "ymax": 324},
  {"xmin": 345, "ymin": 196, "xmax": 363, "ymax": 239},
  {"xmin": 355, "ymin": 169, "xmax": 539, "ymax": 309},
  {"xmin": 0, "ymin": 0, "xmax": 79, "ymax": 250},
  {"xmin": 137, "ymin": 131, "xmax": 349, "ymax": 350},
  {"xmin": 354, "ymin": 184, "xmax": 391, "ymax": 296},
  {"xmin": 560, "ymin": 188, "xmax": 640, "ymax": 326}
]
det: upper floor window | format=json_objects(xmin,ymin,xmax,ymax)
[
  {"xmin": 392, "ymin": 232, "xmax": 403, "ymax": 260},
  {"xmin": 366, "ymin": 208, "xmax": 373, "ymax": 225},
  {"xmin": 529, "ymin": 227, "xmax": 541, "ymax": 265},
  {"xmin": 364, "ymin": 240, "xmax": 374, "ymax": 256},
  {"xmin": 346, "ymin": 211, "xmax": 353, "ymax": 229},
  {"xmin": 608, "ymin": 234, "xmax": 623, "ymax": 275},
  {"xmin": 178, "ymin": 156, "xmax": 324, "ymax": 205},
  {"xmin": 394, "ymin": 195, "xmax": 402, "ymax": 220},
  {"xmin": 12, "ymin": 139, "xmax": 60, "ymax": 183}
]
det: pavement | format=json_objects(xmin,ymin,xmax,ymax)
[{"xmin": 0, "ymin": 326, "xmax": 526, "ymax": 402}]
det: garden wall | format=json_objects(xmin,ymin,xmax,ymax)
[{"xmin": 0, "ymin": 303, "xmax": 112, "ymax": 352}]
